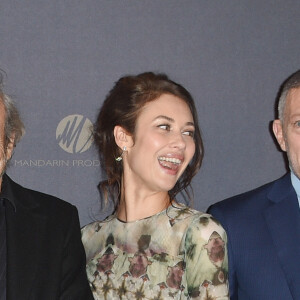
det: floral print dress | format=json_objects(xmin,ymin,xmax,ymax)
[{"xmin": 81, "ymin": 203, "xmax": 229, "ymax": 299}]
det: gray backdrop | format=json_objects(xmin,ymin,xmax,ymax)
[{"xmin": 0, "ymin": 1, "xmax": 299, "ymax": 226}]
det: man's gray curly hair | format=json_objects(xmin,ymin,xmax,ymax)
[{"xmin": 0, "ymin": 72, "xmax": 24, "ymax": 147}]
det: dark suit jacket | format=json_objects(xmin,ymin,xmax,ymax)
[
  {"xmin": 208, "ymin": 173, "xmax": 300, "ymax": 300},
  {"xmin": 4, "ymin": 175, "xmax": 93, "ymax": 300}
]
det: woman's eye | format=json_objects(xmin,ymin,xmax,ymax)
[
  {"xmin": 182, "ymin": 131, "xmax": 194, "ymax": 137},
  {"xmin": 158, "ymin": 124, "xmax": 170, "ymax": 131}
]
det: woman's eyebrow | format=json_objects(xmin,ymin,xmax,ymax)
[
  {"xmin": 153, "ymin": 115, "xmax": 174, "ymax": 122},
  {"xmin": 153, "ymin": 115, "xmax": 195, "ymax": 127}
]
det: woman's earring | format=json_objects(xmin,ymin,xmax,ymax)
[{"xmin": 115, "ymin": 146, "xmax": 126, "ymax": 162}]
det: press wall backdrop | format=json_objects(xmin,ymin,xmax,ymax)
[{"xmin": 1, "ymin": 1, "xmax": 299, "ymax": 225}]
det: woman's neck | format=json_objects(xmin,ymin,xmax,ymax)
[{"xmin": 117, "ymin": 191, "xmax": 170, "ymax": 222}]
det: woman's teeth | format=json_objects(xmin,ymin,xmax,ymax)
[{"xmin": 158, "ymin": 157, "xmax": 181, "ymax": 164}]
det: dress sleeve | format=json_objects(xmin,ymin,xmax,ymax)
[
  {"xmin": 208, "ymin": 205, "xmax": 237, "ymax": 299},
  {"xmin": 184, "ymin": 214, "xmax": 229, "ymax": 299}
]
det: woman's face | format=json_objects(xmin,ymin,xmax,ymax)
[{"xmin": 124, "ymin": 93, "xmax": 196, "ymax": 194}]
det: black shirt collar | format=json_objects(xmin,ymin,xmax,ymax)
[{"xmin": 0, "ymin": 174, "xmax": 16, "ymax": 211}]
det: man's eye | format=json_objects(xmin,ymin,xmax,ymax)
[
  {"xmin": 158, "ymin": 124, "xmax": 170, "ymax": 131},
  {"xmin": 294, "ymin": 121, "xmax": 300, "ymax": 127}
]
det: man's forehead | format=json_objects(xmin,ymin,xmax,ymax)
[
  {"xmin": 287, "ymin": 87, "xmax": 300, "ymax": 101},
  {"xmin": 285, "ymin": 88, "xmax": 300, "ymax": 111}
]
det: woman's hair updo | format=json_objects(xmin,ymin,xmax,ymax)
[{"xmin": 94, "ymin": 72, "xmax": 203, "ymax": 210}]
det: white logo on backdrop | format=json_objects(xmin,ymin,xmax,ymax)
[
  {"xmin": 13, "ymin": 114, "xmax": 99, "ymax": 168},
  {"xmin": 56, "ymin": 114, "xmax": 93, "ymax": 154}
]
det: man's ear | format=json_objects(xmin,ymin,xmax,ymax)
[
  {"xmin": 273, "ymin": 120, "xmax": 286, "ymax": 152},
  {"xmin": 5, "ymin": 135, "xmax": 15, "ymax": 161},
  {"xmin": 113, "ymin": 125, "xmax": 133, "ymax": 149}
]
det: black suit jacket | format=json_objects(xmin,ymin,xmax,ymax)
[
  {"xmin": 3, "ymin": 175, "xmax": 93, "ymax": 300},
  {"xmin": 208, "ymin": 173, "xmax": 300, "ymax": 300}
]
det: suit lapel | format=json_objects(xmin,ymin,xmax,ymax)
[
  {"xmin": 6, "ymin": 178, "xmax": 47, "ymax": 300},
  {"xmin": 264, "ymin": 174, "xmax": 300, "ymax": 299}
]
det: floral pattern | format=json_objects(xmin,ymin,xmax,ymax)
[{"xmin": 82, "ymin": 203, "xmax": 229, "ymax": 299}]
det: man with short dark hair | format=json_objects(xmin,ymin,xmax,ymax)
[
  {"xmin": 0, "ymin": 76, "xmax": 93, "ymax": 299},
  {"xmin": 208, "ymin": 69, "xmax": 300, "ymax": 299}
]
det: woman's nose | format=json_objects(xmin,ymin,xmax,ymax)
[{"xmin": 170, "ymin": 132, "xmax": 186, "ymax": 149}]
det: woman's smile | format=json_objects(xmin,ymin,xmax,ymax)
[{"xmin": 123, "ymin": 93, "xmax": 195, "ymax": 193}]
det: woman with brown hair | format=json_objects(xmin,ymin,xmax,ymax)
[{"xmin": 82, "ymin": 72, "xmax": 229, "ymax": 299}]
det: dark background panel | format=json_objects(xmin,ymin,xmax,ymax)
[{"xmin": 0, "ymin": 1, "xmax": 298, "ymax": 225}]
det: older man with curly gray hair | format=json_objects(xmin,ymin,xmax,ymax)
[{"xmin": 0, "ymin": 72, "xmax": 93, "ymax": 300}]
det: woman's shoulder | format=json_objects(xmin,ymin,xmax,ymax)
[
  {"xmin": 81, "ymin": 216, "xmax": 116, "ymax": 261},
  {"xmin": 81, "ymin": 215, "xmax": 115, "ymax": 242},
  {"xmin": 169, "ymin": 202, "xmax": 226, "ymax": 236},
  {"xmin": 81, "ymin": 221, "xmax": 100, "ymax": 236},
  {"xmin": 167, "ymin": 202, "xmax": 209, "ymax": 222}
]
